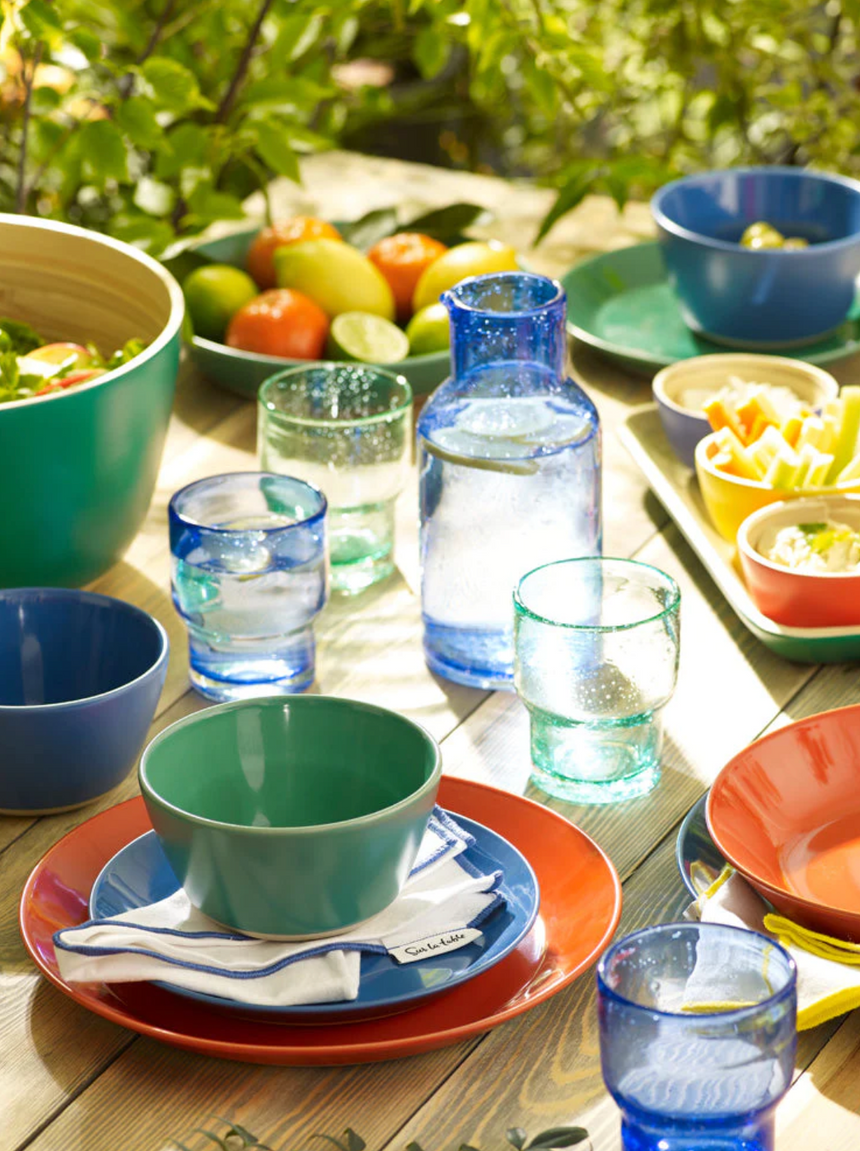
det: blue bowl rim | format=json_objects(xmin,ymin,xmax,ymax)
[
  {"xmin": 0, "ymin": 213, "xmax": 185, "ymax": 414},
  {"xmin": 0, "ymin": 587, "xmax": 169, "ymax": 712},
  {"xmin": 139, "ymin": 694, "xmax": 443, "ymax": 837},
  {"xmin": 651, "ymin": 166, "xmax": 860, "ymax": 255}
]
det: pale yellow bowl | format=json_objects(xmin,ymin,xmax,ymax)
[{"xmin": 694, "ymin": 432, "xmax": 860, "ymax": 541}]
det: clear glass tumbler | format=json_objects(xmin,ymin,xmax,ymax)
[
  {"xmin": 169, "ymin": 472, "xmax": 328, "ymax": 700},
  {"xmin": 258, "ymin": 364, "xmax": 412, "ymax": 594},
  {"xmin": 598, "ymin": 923, "xmax": 797, "ymax": 1151},
  {"xmin": 513, "ymin": 556, "xmax": 680, "ymax": 804}
]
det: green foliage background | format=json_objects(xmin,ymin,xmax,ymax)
[{"xmin": 1, "ymin": 0, "xmax": 858, "ymax": 249}]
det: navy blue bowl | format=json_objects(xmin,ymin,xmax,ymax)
[
  {"xmin": 0, "ymin": 589, "xmax": 168, "ymax": 813},
  {"xmin": 652, "ymin": 167, "xmax": 860, "ymax": 348}
]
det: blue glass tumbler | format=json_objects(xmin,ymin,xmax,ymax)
[
  {"xmin": 169, "ymin": 472, "xmax": 328, "ymax": 700},
  {"xmin": 418, "ymin": 272, "xmax": 601, "ymax": 690},
  {"xmin": 598, "ymin": 923, "xmax": 797, "ymax": 1151}
]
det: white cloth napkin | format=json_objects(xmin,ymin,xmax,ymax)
[
  {"xmin": 53, "ymin": 808, "xmax": 505, "ymax": 1007},
  {"xmin": 687, "ymin": 868, "xmax": 860, "ymax": 1029}
]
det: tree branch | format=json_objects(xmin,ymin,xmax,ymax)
[
  {"xmin": 118, "ymin": 0, "xmax": 180, "ymax": 99},
  {"xmin": 215, "ymin": 0, "xmax": 276, "ymax": 124},
  {"xmin": 15, "ymin": 42, "xmax": 43, "ymax": 214}
]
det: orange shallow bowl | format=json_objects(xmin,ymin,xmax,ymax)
[
  {"xmin": 708, "ymin": 704, "xmax": 860, "ymax": 941},
  {"xmin": 737, "ymin": 495, "xmax": 860, "ymax": 627}
]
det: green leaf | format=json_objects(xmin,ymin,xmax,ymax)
[
  {"xmin": 133, "ymin": 176, "xmax": 175, "ymax": 217},
  {"xmin": 141, "ymin": 57, "xmax": 212, "ymax": 114},
  {"xmin": 187, "ymin": 187, "xmax": 245, "ymax": 220},
  {"xmin": 109, "ymin": 214, "xmax": 175, "ymax": 255},
  {"xmin": 404, "ymin": 1143, "xmax": 425, "ymax": 1151},
  {"xmin": 344, "ymin": 1130, "xmax": 366, "ymax": 1151},
  {"xmin": 338, "ymin": 207, "xmax": 398, "ymax": 249},
  {"xmin": 534, "ymin": 167, "xmax": 599, "ymax": 244},
  {"xmin": 20, "ymin": 0, "xmax": 63, "ymax": 43},
  {"xmin": 311, "ymin": 1136, "xmax": 349, "ymax": 1151},
  {"xmin": 30, "ymin": 86, "xmax": 62, "ymax": 116},
  {"xmin": 0, "ymin": 317, "xmax": 44, "ymax": 353},
  {"xmin": 80, "ymin": 120, "xmax": 128, "ymax": 186},
  {"xmin": 414, "ymin": 27, "xmax": 450, "ymax": 79},
  {"xmin": 507, "ymin": 1130, "xmax": 528, "ymax": 1150},
  {"xmin": 528, "ymin": 63, "xmax": 558, "ymax": 117},
  {"xmin": 272, "ymin": 12, "xmax": 324, "ymax": 64},
  {"xmin": 155, "ymin": 124, "xmax": 210, "ymax": 178},
  {"xmin": 116, "ymin": 96, "xmax": 162, "ymax": 150},
  {"xmin": 253, "ymin": 121, "xmax": 300, "ymax": 181},
  {"xmin": 526, "ymin": 1128, "xmax": 590, "ymax": 1149},
  {"xmin": 68, "ymin": 26, "xmax": 102, "ymax": 62},
  {"xmin": 402, "ymin": 202, "xmax": 492, "ymax": 241}
]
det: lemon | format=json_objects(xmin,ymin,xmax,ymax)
[
  {"xmin": 274, "ymin": 238, "xmax": 395, "ymax": 320},
  {"xmin": 327, "ymin": 312, "xmax": 410, "ymax": 364},
  {"xmin": 405, "ymin": 303, "xmax": 450, "ymax": 355},
  {"xmin": 182, "ymin": 264, "xmax": 258, "ymax": 342},
  {"xmin": 412, "ymin": 241, "xmax": 518, "ymax": 312}
]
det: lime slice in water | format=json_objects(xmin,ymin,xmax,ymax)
[
  {"xmin": 328, "ymin": 311, "xmax": 410, "ymax": 364},
  {"xmin": 423, "ymin": 427, "xmax": 540, "ymax": 475},
  {"xmin": 458, "ymin": 398, "xmax": 555, "ymax": 441}
]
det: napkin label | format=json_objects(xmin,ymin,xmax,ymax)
[{"xmin": 389, "ymin": 928, "xmax": 483, "ymax": 964}]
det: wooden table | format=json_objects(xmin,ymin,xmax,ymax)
[{"xmin": 3, "ymin": 152, "xmax": 860, "ymax": 1151}]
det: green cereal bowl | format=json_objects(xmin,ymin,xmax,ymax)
[
  {"xmin": 0, "ymin": 215, "xmax": 183, "ymax": 588},
  {"xmin": 139, "ymin": 696, "xmax": 443, "ymax": 939},
  {"xmin": 186, "ymin": 225, "xmax": 450, "ymax": 400}
]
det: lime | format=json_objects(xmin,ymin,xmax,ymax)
[
  {"xmin": 412, "ymin": 241, "xmax": 518, "ymax": 312},
  {"xmin": 183, "ymin": 265, "xmax": 258, "ymax": 342},
  {"xmin": 327, "ymin": 312, "xmax": 410, "ymax": 364},
  {"xmin": 274, "ymin": 238, "xmax": 395, "ymax": 320},
  {"xmin": 405, "ymin": 303, "xmax": 450, "ymax": 355}
]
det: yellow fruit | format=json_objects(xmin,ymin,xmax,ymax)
[
  {"xmin": 412, "ymin": 241, "xmax": 518, "ymax": 312},
  {"xmin": 273, "ymin": 238, "xmax": 395, "ymax": 321}
]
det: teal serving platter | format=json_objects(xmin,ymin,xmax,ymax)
[
  {"xmin": 562, "ymin": 241, "xmax": 860, "ymax": 376},
  {"xmin": 180, "ymin": 224, "xmax": 449, "ymax": 400}
]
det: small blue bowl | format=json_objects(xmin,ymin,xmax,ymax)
[
  {"xmin": 0, "ymin": 589, "xmax": 168, "ymax": 814},
  {"xmin": 652, "ymin": 167, "xmax": 860, "ymax": 348}
]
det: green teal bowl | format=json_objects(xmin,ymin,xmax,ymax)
[
  {"xmin": 186, "ymin": 225, "xmax": 449, "ymax": 400},
  {"xmin": 139, "ymin": 696, "xmax": 443, "ymax": 938},
  {"xmin": 0, "ymin": 214, "xmax": 184, "ymax": 588}
]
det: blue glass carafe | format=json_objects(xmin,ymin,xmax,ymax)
[{"xmin": 417, "ymin": 272, "xmax": 602, "ymax": 690}]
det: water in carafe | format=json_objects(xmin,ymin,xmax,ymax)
[{"xmin": 418, "ymin": 272, "xmax": 602, "ymax": 689}]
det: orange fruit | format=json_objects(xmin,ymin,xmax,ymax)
[
  {"xmin": 247, "ymin": 217, "xmax": 341, "ymax": 289},
  {"xmin": 225, "ymin": 289, "xmax": 329, "ymax": 359},
  {"xmin": 367, "ymin": 232, "xmax": 448, "ymax": 322}
]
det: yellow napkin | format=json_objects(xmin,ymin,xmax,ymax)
[{"xmin": 689, "ymin": 867, "xmax": 860, "ymax": 1029}]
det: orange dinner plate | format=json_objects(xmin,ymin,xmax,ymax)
[
  {"xmin": 19, "ymin": 777, "xmax": 622, "ymax": 1065},
  {"xmin": 708, "ymin": 704, "xmax": 860, "ymax": 941}
]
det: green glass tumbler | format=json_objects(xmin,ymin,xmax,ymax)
[
  {"xmin": 259, "ymin": 364, "xmax": 413, "ymax": 594},
  {"xmin": 513, "ymin": 557, "xmax": 681, "ymax": 804}
]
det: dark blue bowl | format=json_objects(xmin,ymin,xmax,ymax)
[
  {"xmin": 652, "ymin": 167, "xmax": 860, "ymax": 347},
  {"xmin": 0, "ymin": 589, "xmax": 168, "ymax": 813}
]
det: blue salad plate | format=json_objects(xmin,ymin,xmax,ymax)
[{"xmin": 89, "ymin": 812, "xmax": 540, "ymax": 1024}]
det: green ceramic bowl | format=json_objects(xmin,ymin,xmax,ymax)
[
  {"xmin": 185, "ymin": 224, "xmax": 450, "ymax": 400},
  {"xmin": 139, "ymin": 696, "xmax": 443, "ymax": 938},
  {"xmin": 0, "ymin": 215, "xmax": 184, "ymax": 588}
]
